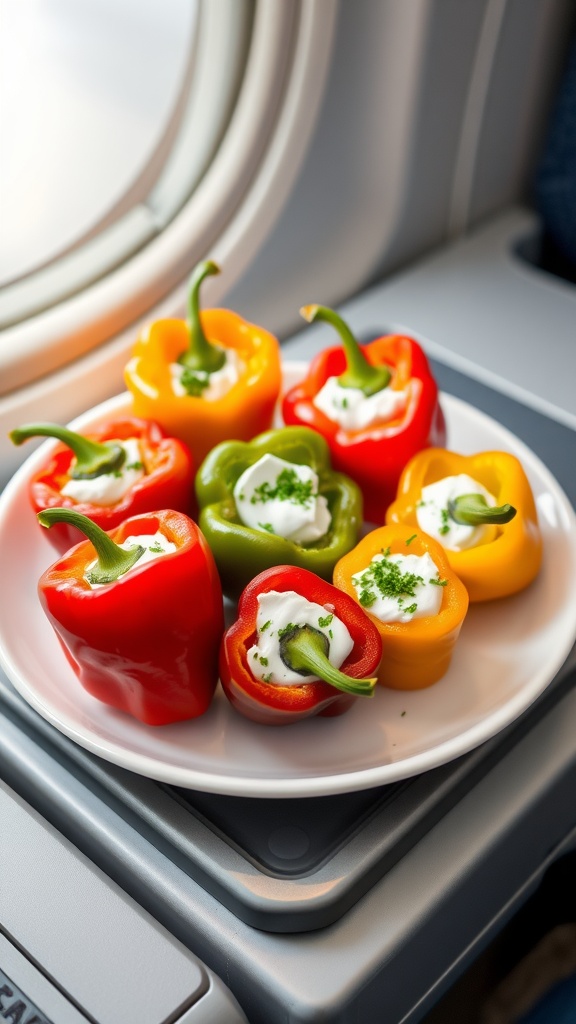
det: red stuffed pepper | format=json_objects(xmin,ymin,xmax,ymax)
[
  {"xmin": 10, "ymin": 417, "xmax": 195, "ymax": 553},
  {"xmin": 282, "ymin": 305, "xmax": 446, "ymax": 522},
  {"xmin": 37, "ymin": 508, "xmax": 224, "ymax": 726},
  {"xmin": 219, "ymin": 565, "xmax": 382, "ymax": 725}
]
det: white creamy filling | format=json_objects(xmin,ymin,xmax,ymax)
[
  {"xmin": 61, "ymin": 438, "xmax": 145, "ymax": 507},
  {"xmin": 170, "ymin": 348, "xmax": 243, "ymax": 400},
  {"xmin": 312, "ymin": 376, "xmax": 408, "ymax": 431},
  {"xmin": 86, "ymin": 531, "xmax": 177, "ymax": 589},
  {"xmin": 416, "ymin": 473, "xmax": 496, "ymax": 551},
  {"xmin": 247, "ymin": 590, "xmax": 354, "ymax": 687},
  {"xmin": 352, "ymin": 550, "xmax": 444, "ymax": 623},
  {"xmin": 233, "ymin": 453, "xmax": 331, "ymax": 545}
]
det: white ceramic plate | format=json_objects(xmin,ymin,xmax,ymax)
[{"xmin": 1, "ymin": 363, "xmax": 575, "ymax": 798}]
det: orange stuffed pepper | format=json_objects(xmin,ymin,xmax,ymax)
[
  {"xmin": 124, "ymin": 260, "xmax": 282, "ymax": 465},
  {"xmin": 386, "ymin": 449, "xmax": 542, "ymax": 602},
  {"xmin": 333, "ymin": 525, "xmax": 468, "ymax": 690}
]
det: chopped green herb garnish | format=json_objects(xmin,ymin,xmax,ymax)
[
  {"xmin": 259, "ymin": 656, "xmax": 268, "ymax": 666},
  {"xmin": 318, "ymin": 612, "xmax": 334, "ymax": 628},
  {"xmin": 126, "ymin": 461, "xmax": 144, "ymax": 471},
  {"xmin": 354, "ymin": 551, "xmax": 425, "ymax": 612},
  {"xmin": 262, "ymin": 673, "xmax": 273, "ymax": 683},
  {"xmin": 258, "ymin": 522, "xmax": 275, "ymax": 533},
  {"xmin": 260, "ymin": 619, "xmax": 272, "ymax": 632},
  {"xmin": 359, "ymin": 555, "xmax": 423, "ymax": 599},
  {"xmin": 405, "ymin": 534, "xmax": 417, "ymax": 545},
  {"xmin": 439, "ymin": 507, "xmax": 451, "ymax": 535},
  {"xmin": 328, "ymin": 629, "xmax": 333, "ymax": 639},
  {"xmin": 251, "ymin": 468, "xmax": 316, "ymax": 508},
  {"xmin": 277, "ymin": 622, "xmax": 297, "ymax": 639},
  {"xmin": 148, "ymin": 543, "xmax": 164, "ymax": 553},
  {"xmin": 405, "ymin": 603, "xmax": 417, "ymax": 615},
  {"xmin": 429, "ymin": 577, "xmax": 448, "ymax": 587}
]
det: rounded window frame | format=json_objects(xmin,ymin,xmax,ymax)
[{"xmin": 0, "ymin": 0, "xmax": 337, "ymax": 398}]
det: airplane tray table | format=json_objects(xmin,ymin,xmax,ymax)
[
  {"xmin": 1, "ymin": 638, "xmax": 575, "ymax": 935},
  {"xmin": 1, "ymin": 339, "xmax": 575, "ymax": 1023}
]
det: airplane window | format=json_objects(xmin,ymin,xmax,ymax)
[
  {"xmin": 0, "ymin": 0, "xmax": 335, "ymax": 410},
  {"xmin": 1, "ymin": 0, "xmax": 199, "ymax": 285},
  {"xmin": 0, "ymin": 0, "xmax": 252, "ymax": 351}
]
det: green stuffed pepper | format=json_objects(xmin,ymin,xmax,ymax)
[{"xmin": 196, "ymin": 426, "xmax": 363, "ymax": 598}]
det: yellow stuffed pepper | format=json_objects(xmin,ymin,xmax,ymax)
[
  {"xmin": 333, "ymin": 525, "xmax": 468, "ymax": 690},
  {"xmin": 124, "ymin": 260, "xmax": 282, "ymax": 465},
  {"xmin": 386, "ymin": 448, "xmax": 542, "ymax": 602}
]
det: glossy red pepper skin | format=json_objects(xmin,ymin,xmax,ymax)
[
  {"xmin": 38, "ymin": 510, "xmax": 224, "ymax": 725},
  {"xmin": 219, "ymin": 565, "xmax": 382, "ymax": 726},
  {"xmin": 28, "ymin": 418, "xmax": 195, "ymax": 553},
  {"xmin": 282, "ymin": 335, "xmax": 446, "ymax": 523}
]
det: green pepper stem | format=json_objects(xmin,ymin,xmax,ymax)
[
  {"xmin": 10, "ymin": 423, "xmax": 126, "ymax": 480},
  {"xmin": 279, "ymin": 624, "xmax": 376, "ymax": 697},
  {"xmin": 37, "ymin": 508, "xmax": 145, "ymax": 584},
  {"xmin": 179, "ymin": 259, "xmax": 226, "ymax": 374},
  {"xmin": 448, "ymin": 493, "xmax": 517, "ymax": 526},
  {"xmin": 300, "ymin": 304, "xmax": 391, "ymax": 396}
]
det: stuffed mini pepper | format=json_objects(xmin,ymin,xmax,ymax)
[
  {"xmin": 333, "ymin": 525, "xmax": 468, "ymax": 690},
  {"xmin": 385, "ymin": 448, "xmax": 542, "ymax": 601},
  {"xmin": 282, "ymin": 305, "xmax": 445, "ymax": 522},
  {"xmin": 10, "ymin": 417, "xmax": 194, "ymax": 553},
  {"xmin": 219, "ymin": 565, "xmax": 382, "ymax": 725},
  {"xmin": 37, "ymin": 508, "xmax": 224, "ymax": 725},
  {"xmin": 124, "ymin": 259, "xmax": 282, "ymax": 465},
  {"xmin": 196, "ymin": 425, "xmax": 363, "ymax": 598}
]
